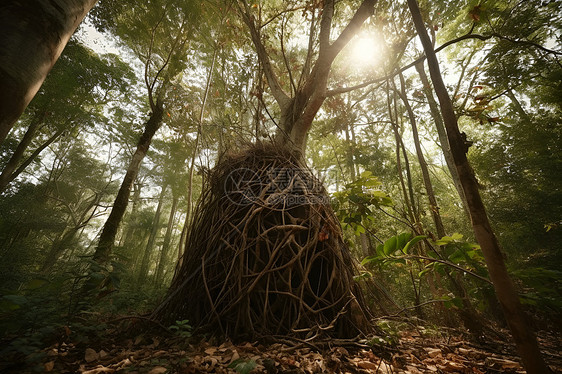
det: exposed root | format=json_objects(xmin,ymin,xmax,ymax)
[{"xmin": 153, "ymin": 143, "xmax": 371, "ymax": 341}]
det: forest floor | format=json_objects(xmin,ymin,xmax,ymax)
[{"xmin": 8, "ymin": 319, "xmax": 561, "ymax": 374}]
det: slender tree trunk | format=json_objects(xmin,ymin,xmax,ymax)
[
  {"xmin": 138, "ymin": 183, "xmax": 167, "ymax": 283},
  {"xmin": 93, "ymin": 103, "xmax": 164, "ymax": 264},
  {"xmin": 344, "ymin": 121, "xmax": 370, "ymax": 256},
  {"xmin": 175, "ymin": 48, "xmax": 216, "ymax": 268},
  {"xmin": 398, "ymin": 74, "xmax": 485, "ymax": 332},
  {"xmin": 120, "ymin": 181, "xmax": 143, "ymax": 256},
  {"xmin": 415, "ymin": 62, "xmax": 468, "ymax": 217},
  {"xmin": 155, "ymin": 194, "xmax": 178, "ymax": 285},
  {"xmin": 0, "ymin": 111, "xmax": 45, "ymax": 192},
  {"xmin": 9, "ymin": 128, "xmax": 65, "ymax": 187},
  {"xmin": 386, "ymin": 84, "xmax": 416, "ymax": 224},
  {"xmin": 397, "ymin": 72, "xmax": 446, "ymax": 238},
  {"xmin": 0, "ymin": 0, "xmax": 98, "ymax": 145},
  {"xmin": 407, "ymin": 0, "xmax": 550, "ymax": 371}
]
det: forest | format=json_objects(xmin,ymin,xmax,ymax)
[{"xmin": 0, "ymin": 0, "xmax": 560, "ymax": 373}]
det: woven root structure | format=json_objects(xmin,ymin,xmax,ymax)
[{"xmin": 153, "ymin": 144, "xmax": 372, "ymax": 341}]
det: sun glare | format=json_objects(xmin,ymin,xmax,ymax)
[{"xmin": 350, "ymin": 35, "xmax": 384, "ymax": 69}]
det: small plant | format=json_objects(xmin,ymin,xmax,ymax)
[
  {"xmin": 169, "ymin": 320, "xmax": 192, "ymax": 338},
  {"xmin": 228, "ymin": 358, "xmax": 257, "ymax": 374}
]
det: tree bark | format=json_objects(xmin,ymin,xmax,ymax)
[
  {"xmin": 155, "ymin": 194, "xmax": 178, "ymax": 285},
  {"xmin": 407, "ymin": 0, "xmax": 551, "ymax": 372},
  {"xmin": 138, "ymin": 183, "xmax": 167, "ymax": 283},
  {"xmin": 0, "ymin": 0, "xmax": 98, "ymax": 145},
  {"xmin": 93, "ymin": 103, "xmax": 164, "ymax": 264}
]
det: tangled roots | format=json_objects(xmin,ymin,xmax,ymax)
[{"xmin": 153, "ymin": 144, "xmax": 371, "ymax": 340}]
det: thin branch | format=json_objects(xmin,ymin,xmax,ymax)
[
  {"xmin": 145, "ymin": 8, "xmax": 168, "ymax": 111},
  {"xmin": 237, "ymin": 0, "xmax": 290, "ymax": 108},
  {"xmin": 403, "ymin": 255, "xmax": 492, "ymax": 284},
  {"xmin": 279, "ymin": 16, "xmax": 297, "ymax": 95},
  {"xmin": 327, "ymin": 30, "xmax": 560, "ymax": 97},
  {"xmin": 259, "ymin": 5, "xmax": 306, "ymax": 29}
]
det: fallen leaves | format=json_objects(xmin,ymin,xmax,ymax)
[
  {"xmin": 32, "ymin": 325, "xmax": 562, "ymax": 373},
  {"xmin": 84, "ymin": 348, "xmax": 99, "ymax": 363}
]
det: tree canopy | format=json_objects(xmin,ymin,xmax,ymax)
[{"xmin": 0, "ymin": 0, "xmax": 560, "ymax": 372}]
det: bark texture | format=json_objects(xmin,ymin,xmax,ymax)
[
  {"xmin": 0, "ymin": 0, "xmax": 98, "ymax": 145},
  {"xmin": 93, "ymin": 104, "xmax": 164, "ymax": 264},
  {"xmin": 407, "ymin": 0, "xmax": 551, "ymax": 372}
]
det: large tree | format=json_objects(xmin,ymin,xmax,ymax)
[
  {"xmin": 406, "ymin": 0, "xmax": 551, "ymax": 372},
  {"xmin": 0, "ymin": 0, "xmax": 99, "ymax": 145},
  {"xmin": 238, "ymin": 0, "xmax": 377, "ymax": 155}
]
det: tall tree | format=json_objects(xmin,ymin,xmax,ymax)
[
  {"xmin": 0, "ymin": 0, "xmax": 98, "ymax": 145},
  {"xmin": 92, "ymin": 0, "xmax": 198, "ymax": 264},
  {"xmin": 0, "ymin": 40, "xmax": 133, "ymax": 193},
  {"xmin": 407, "ymin": 0, "xmax": 550, "ymax": 372},
  {"xmin": 238, "ymin": 0, "xmax": 377, "ymax": 155}
]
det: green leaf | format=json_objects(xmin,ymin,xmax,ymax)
[
  {"xmin": 383, "ymin": 235, "xmax": 398, "ymax": 256},
  {"xmin": 451, "ymin": 233, "xmax": 464, "ymax": 241},
  {"xmin": 354, "ymin": 225, "xmax": 366, "ymax": 236},
  {"xmin": 229, "ymin": 359, "xmax": 257, "ymax": 374},
  {"xmin": 402, "ymin": 235, "xmax": 427, "ymax": 254},
  {"xmin": 361, "ymin": 255, "xmax": 379, "ymax": 266},
  {"xmin": 448, "ymin": 249, "xmax": 465, "ymax": 263}
]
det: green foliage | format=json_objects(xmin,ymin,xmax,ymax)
[
  {"xmin": 169, "ymin": 319, "xmax": 193, "ymax": 338},
  {"xmin": 333, "ymin": 171, "xmax": 393, "ymax": 235},
  {"xmin": 361, "ymin": 232, "xmax": 426, "ymax": 264},
  {"xmin": 0, "ymin": 273, "xmax": 104, "ymax": 368},
  {"xmin": 228, "ymin": 358, "xmax": 258, "ymax": 374},
  {"xmin": 369, "ymin": 320, "xmax": 404, "ymax": 347},
  {"xmin": 511, "ymin": 267, "xmax": 562, "ymax": 312}
]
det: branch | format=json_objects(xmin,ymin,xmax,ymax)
[
  {"xmin": 297, "ymin": 8, "xmax": 318, "ymax": 90},
  {"xmin": 145, "ymin": 8, "xmax": 168, "ymax": 111},
  {"xmin": 327, "ymin": 30, "xmax": 559, "ymax": 97},
  {"xmin": 318, "ymin": 0, "xmax": 335, "ymax": 52},
  {"xmin": 403, "ymin": 255, "xmax": 492, "ymax": 285},
  {"xmin": 237, "ymin": 0, "xmax": 290, "ymax": 108},
  {"xmin": 326, "ymin": 32, "xmax": 489, "ymax": 96},
  {"xmin": 327, "ymin": 0, "xmax": 377, "ymax": 61},
  {"xmin": 279, "ymin": 16, "xmax": 297, "ymax": 95}
]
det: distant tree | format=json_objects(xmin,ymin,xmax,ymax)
[
  {"xmin": 91, "ymin": 0, "xmax": 200, "ymax": 265},
  {"xmin": 0, "ymin": 40, "xmax": 133, "ymax": 193}
]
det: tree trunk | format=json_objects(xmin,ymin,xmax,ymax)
[
  {"xmin": 415, "ymin": 62, "xmax": 468, "ymax": 217},
  {"xmin": 397, "ymin": 72, "xmax": 446, "ymax": 238},
  {"xmin": 0, "ymin": 110, "xmax": 45, "ymax": 192},
  {"xmin": 407, "ymin": 0, "xmax": 551, "ymax": 372},
  {"xmin": 120, "ymin": 181, "xmax": 143, "ymax": 257},
  {"xmin": 93, "ymin": 103, "xmax": 164, "ymax": 264},
  {"xmin": 0, "ymin": 0, "xmax": 98, "ymax": 145},
  {"xmin": 239, "ymin": 0, "xmax": 376, "ymax": 156},
  {"xmin": 386, "ymin": 85, "xmax": 416, "ymax": 224},
  {"xmin": 155, "ymin": 194, "xmax": 178, "ymax": 285},
  {"xmin": 138, "ymin": 183, "xmax": 167, "ymax": 283}
]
